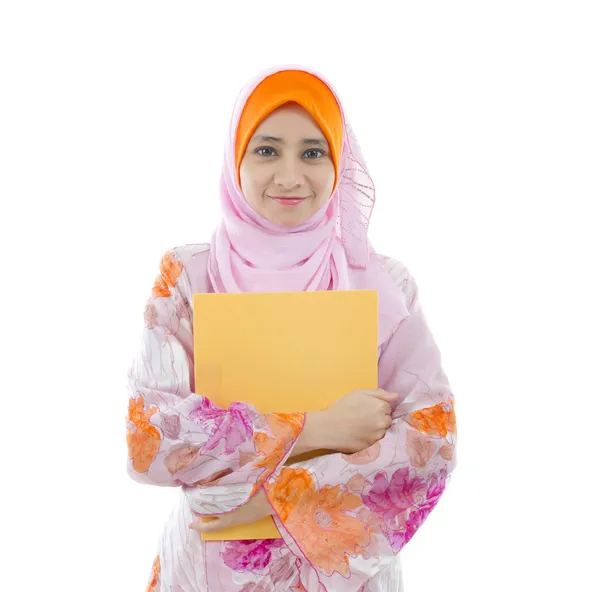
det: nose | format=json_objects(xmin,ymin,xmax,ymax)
[{"xmin": 273, "ymin": 157, "xmax": 305, "ymax": 190}]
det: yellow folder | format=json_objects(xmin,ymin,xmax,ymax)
[{"xmin": 193, "ymin": 290, "xmax": 378, "ymax": 540}]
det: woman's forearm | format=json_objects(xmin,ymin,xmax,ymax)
[{"xmin": 290, "ymin": 410, "xmax": 331, "ymax": 455}]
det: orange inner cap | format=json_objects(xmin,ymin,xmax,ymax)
[{"xmin": 235, "ymin": 70, "xmax": 344, "ymax": 188}]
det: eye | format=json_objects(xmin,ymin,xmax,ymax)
[
  {"xmin": 255, "ymin": 147, "xmax": 277, "ymax": 157},
  {"xmin": 303, "ymin": 149, "xmax": 326, "ymax": 160}
]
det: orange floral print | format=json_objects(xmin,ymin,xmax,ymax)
[
  {"xmin": 145, "ymin": 554, "xmax": 160, "ymax": 592},
  {"xmin": 252, "ymin": 412, "xmax": 304, "ymax": 478},
  {"xmin": 439, "ymin": 443, "xmax": 455, "ymax": 461},
  {"xmin": 266, "ymin": 467, "xmax": 370, "ymax": 577},
  {"xmin": 151, "ymin": 251, "xmax": 183, "ymax": 299},
  {"xmin": 406, "ymin": 399, "xmax": 457, "ymax": 439},
  {"xmin": 406, "ymin": 429, "xmax": 437, "ymax": 468},
  {"xmin": 357, "ymin": 507, "xmax": 381, "ymax": 560},
  {"xmin": 341, "ymin": 441, "xmax": 381, "ymax": 465},
  {"xmin": 266, "ymin": 466, "xmax": 313, "ymax": 522},
  {"xmin": 127, "ymin": 394, "xmax": 162, "ymax": 473},
  {"xmin": 346, "ymin": 472, "xmax": 367, "ymax": 494}
]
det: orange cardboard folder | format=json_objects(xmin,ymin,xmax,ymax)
[{"xmin": 193, "ymin": 290, "xmax": 378, "ymax": 540}]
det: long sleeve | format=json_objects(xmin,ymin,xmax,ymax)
[
  {"xmin": 262, "ymin": 269, "xmax": 457, "ymax": 589},
  {"xmin": 126, "ymin": 249, "xmax": 305, "ymax": 512}
]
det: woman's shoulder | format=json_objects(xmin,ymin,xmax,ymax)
[
  {"xmin": 371, "ymin": 252, "xmax": 417, "ymax": 308},
  {"xmin": 372, "ymin": 252, "xmax": 410, "ymax": 290},
  {"xmin": 171, "ymin": 242, "xmax": 211, "ymax": 266},
  {"xmin": 168, "ymin": 242, "xmax": 212, "ymax": 294}
]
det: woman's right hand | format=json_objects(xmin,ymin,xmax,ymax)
[
  {"xmin": 322, "ymin": 389, "xmax": 398, "ymax": 453},
  {"xmin": 291, "ymin": 389, "xmax": 398, "ymax": 457}
]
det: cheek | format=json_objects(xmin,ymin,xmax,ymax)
[
  {"xmin": 316, "ymin": 166, "xmax": 336, "ymax": 200},
  {"xmin": 240, "ymin": 169, "xmax": 267, "ymax": 204}
]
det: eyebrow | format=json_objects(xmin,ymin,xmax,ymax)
[{"xmin": 252, "ymin": 135, "xmax": 328, "ymax": 147}]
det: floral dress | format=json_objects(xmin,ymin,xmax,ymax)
[{"xmin": 126, "ymin": 244, "xmax": 457, "ymax": 592}]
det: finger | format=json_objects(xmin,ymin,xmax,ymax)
[
  {"xmin": 189, "ymin": 520, "xmax": 209, "ymax": 533},
  {"xmin": 377, "ymin": 412, "xmax": 393, "ymax": 430},
  {"xmin": 190, "ymin": 521, "xmax": 221, "ymax": 533},
  {"xmin": 189, "ymin": 517, "xmax": 224, "ymax": 533},
  {"xmin": 377, "ymin": 400, "xmax": 392, "ymax": 415},
  {"xmin": 365, "ymin": 390, "xmax": 398, "ymax": 402}
]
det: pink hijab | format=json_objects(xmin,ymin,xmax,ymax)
[{"xmin": 208, "ymin": 64, "xmax": 408, "ymax": 344}]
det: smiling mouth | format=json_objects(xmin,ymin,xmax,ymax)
[{"xmin": 268, "ymin": 196, "xmax": 308, "ymax": 206}]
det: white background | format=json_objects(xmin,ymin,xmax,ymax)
[{"xmin": 1, "ymin": 1, "xmax": 598, "ymax": 590}]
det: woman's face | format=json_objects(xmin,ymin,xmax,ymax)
[{"xmin": 239, "ymin": 103, "xmax": 336, "ymax": 227}]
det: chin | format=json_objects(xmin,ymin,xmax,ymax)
[
  {"xmin": 271, "ymin": 216, "xmax": 306, "ymax": 228},
  {"xmin": 260, "ymin": 204, "xmax": 306, "ymax": 227}
]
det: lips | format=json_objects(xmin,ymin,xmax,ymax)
[{"xmin": 268, "ymin": 196, "xmax": 308, "ymax": 206}]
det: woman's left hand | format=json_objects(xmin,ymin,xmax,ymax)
[{"xmin": 189, "ymin": 488, "xmax": 275, "ymax": 534}]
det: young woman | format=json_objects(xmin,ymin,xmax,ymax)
[{"xmin": 127, "ymin": 65, "xmax": 457, "ymax": 591}]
